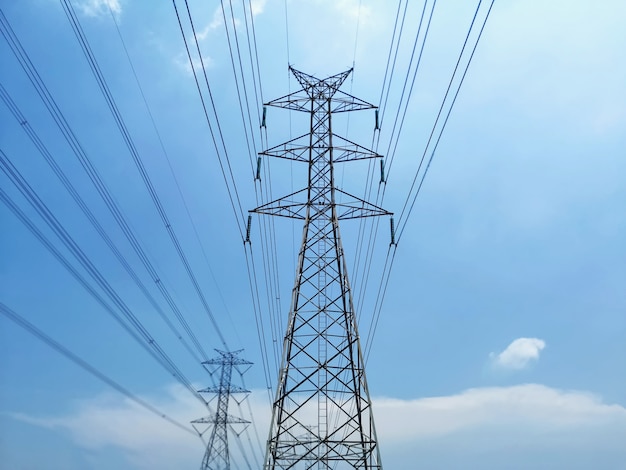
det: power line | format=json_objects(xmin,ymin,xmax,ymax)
[
  {"xmin": 351, "ymin": 0, "xmax": 363, "ymax": 65},
  {"xmin": 105, "ymin": 4, "xmax": 267, "ymax": 461},
  {"xmin": 59, "ymin": 0, "xmax": 229, "ymax": 350},
  {"xmin": 174, "ymin": 0, "xmax": 283, "ymax": 395},
  {"xmin": 0, "ymin": 176, "xmax": 204, "ymax": 404},
  {"xmin": 104, "ymin": 2, "xmax": 238, "ymax": 338},
  {"xmin": 99, "ymin": 1, "xmax": 260, "ymax": 460},
  {"xmin": 376, "ymin": 0, "xmax": 408, "ymax": 126},
  {"xmin": 364, "ymin": 0, "xmax": 496, "ymax": 358},
  {"xmin": 171, "ymin": 5, "xmax": 278, "ymax": 384},
  {"xmin": 353, "ymin": 0, "xmax": 434, "ymax": 326},
  {"xmin": 221, "ymin": 0, "xmax": 260, "ymax": 170},
  {"xmin": 396, "ymin": 0, "xmax": 495, "ymax": 240},
  {"xmin": 0, "ymin": 82, "xmax": 207, "ymax": 366},
  {"xmin": 245, "ymin": 22, "xmax": 285, "ymax": 388},
  {"xmin": 216, "ymin": 0, "xmax": 287, "ymax": 373},
  {"xmin": 283, "ymin": 0, "xmax": 291, "ymax": 65},
  {"xmin": 383, "ymin": 0, "xmax": 437, "ymax": 178},
  {"xmin": 244, "ymin": 0, "xmax": 266, "ymax": 108},
  {"xmin": 0, "ymin": 302, "xmax": 198, "ymax": 437},
  {"xmin": 0, "ymin": 10, "xmax": 216, "ymax": 365},
  {"xmin": 351, "ymin": 0, "xmax": 409, "ymax": 296},
  {"xmin": 229, "ymin": 1, "xmax": 284, "ymax": 366},
  {"xmin": 243, "ymin": 243, "xmax": 274, "ymax": 396},
  {"xmin": 171, "ymin": 0, "xmax": 247, "ymax": 238},
  {"xmin": 171, "ymin": 3, "xmax": 270, "ymax": 461}
]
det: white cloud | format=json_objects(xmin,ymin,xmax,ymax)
[
  {"xmin": 374, "ymin": 384, "xmax": 625, "ymax": 442},
  {"xmin": 194, "ymin": 3, "xmax": 250, "ymax": 43},
  {"xmin": 375, "ymin": 384, "xmax": 626, "ymax": 469},
  {"xmin": 74, "ymin": 0, "xmax": 122, "ymax": 18},
  {"xmin": 195, "ymin": 5, "xmax": 225, "ymax": 41},
  {"xmin": 491, "ymin": 337, "xmax": 546, "ymax": 370},
  {"xmin": 9, "ymin": 383, "xmax": 268, "ymax": 470},
  {"xmin": 175, "ymin": 52, "xmax": 214, "ymax": 76},
  {"xmin": 9, "ymin": 383, "xmax": 626, "ymax": 469},
  {"xmin": 250, "ymin": 0, "xmax": 267, "ymax": 17}
]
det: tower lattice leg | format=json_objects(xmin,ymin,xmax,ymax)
[{"xmin": 253, "ymin": 67, "xmax": 390, "ymax": 469}]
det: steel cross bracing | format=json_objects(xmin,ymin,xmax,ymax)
[
  {"xmin": 253, "ymin": 67, "xmax": 391, "ymax": 469},
  {"xmin": 192, "ymin": 350, "xmax": 252, "ymax": 470}
]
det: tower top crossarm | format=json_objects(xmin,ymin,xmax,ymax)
[
  {"xmin": 252, "ymin": 67, "xmax": 392, "ymax": 221},
  {"xmin": 265, "ymin": 66, "xmax": 378, "ymax": 113},
  {"xmin": 203, "ymin": 349, "xmax": 253, "ymax": 367}
]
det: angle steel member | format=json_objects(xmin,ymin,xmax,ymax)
[
  {"xmin": 192, "ymin": 349, "xmax": 252, "ymax": 470},
  {"xmin": 252, "ymin": 67, "xmax": 391, "ymax": 469}
]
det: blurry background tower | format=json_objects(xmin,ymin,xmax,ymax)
[
  {"xmin": 253, "ymin": 67, "xmax": 390, "ymax": 469},
  {"xmin": 192, "ymin": 350, "xmax": 252, "ymax": 470}
]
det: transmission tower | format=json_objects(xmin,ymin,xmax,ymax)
[
  {"xmin": 253, "ymin": 67, "xmax": 391, "ymax": 469},
  {"xmin": 192, "ymin": 350, "xmax": 252, "ymax": 470}
]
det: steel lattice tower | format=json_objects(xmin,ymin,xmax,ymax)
[
  {"xmin": 253, "ymin": 67, "xmax": 390, "ymax": 469},
  {"xmin": 192, "ymin": 350, "xmax": 252, "ymax": 470}
]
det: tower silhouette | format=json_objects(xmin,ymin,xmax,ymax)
[
  {"xmin": 192, "ymin": 350, "xmax": 252, "ymax": 470},
  {"xmin": 253, "ymin": 67, "xmax": 390, "ymax": 469}
]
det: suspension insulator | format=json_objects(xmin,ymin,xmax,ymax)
[
  {"xmin": 245, "ymin": 215, "xmax": 252, "ymax": 243},
  {"xmin": 390, "ymin": 216, "xmax": 396, "ymax": 246},
  {"xmin": 380, "ymin": 159, "xmax": 385, "ymax": 184},
  {"xmin": 374, "ymin": 109, "xmax": 380, "ymax": 130},
  {"xmin": 255, "ymin": 156, "xmax": 262, "ymax": 181},
  {"xmin": 261, "ymin": 106, "xmax": 267, "ymax": 128}
]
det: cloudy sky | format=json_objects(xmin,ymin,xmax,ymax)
[{"xmin": 1, "ymin": 0, "xmax": 625, "ymax": 469}]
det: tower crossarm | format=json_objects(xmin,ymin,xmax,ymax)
[
  {"xmin": 329, "ymin": 91, "xmax": 378, "ymax": 113},
  {"xmin": 251, "ymin": 188, "xmax": 308, "ymax": 219},
  {"xmin": 261, "ymin": 133, "xmax": 383, "ymax": 163},
  {"xmin": 202, "ymin": 348, "xmax": 253, "ymax": 367},
  {"xmin": 265, "ymin": 89, "xmax": 376, "ymax": 114},
  {"xmin": 252, "ymin": 188, "xmax": 390, "ymax": 220},
  {"xmin": 290, "ymin": 67, "xmax": 352, "ymax": 95},
  {"xmin": 191, "ymin": 415, "xmax": 250, "ymax": 425},
  {"xmin": 265, "ymin": 67, "xmax": 377, "ymax": 114},
  {"xmin": 198, "ymin": 384, "xmax": 251, "ymax": 394},
  {"xmin": 334, "ymin": 189, "xmax": 391, "ymax": 219}
]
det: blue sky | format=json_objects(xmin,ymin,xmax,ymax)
[{"xmin": 1, "ymin": 0, "xmax": 625, "ymax": 469}]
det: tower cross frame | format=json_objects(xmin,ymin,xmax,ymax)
[
  {"xmin": 254, "ymin": 67, "xmax": 390, "ymax": 469},
  {"xmin": 192, "ymin": 350, "xmax": 252, "ymax": 470}
]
